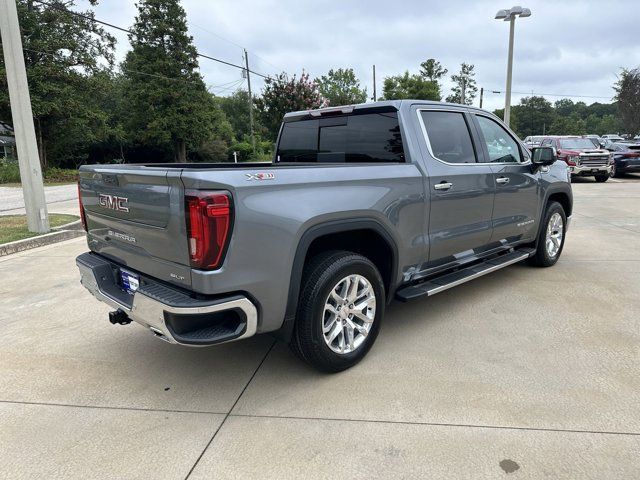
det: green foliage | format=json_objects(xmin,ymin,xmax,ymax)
[
  {"xmin": 419, "ymin": 59, "xmax": 447, "ymax": 82},
  {"xmin": 215, "ymin": 90, "xmax": 254, "ymax": 141},
  {"xmin": 255, "ymin": 72, "xmax": 328, "ymax": 141},
  {"xmin": 42, "ymin": 167, "xmax": 78, "ymax": 183},
  {"xmin": 0, "ymin": 0, "xmax": 116, "ymax": 169},
  {"xmin": 446, "ymin": 63, "xmax": 478, "ymax": 105},
  {"xmin": 614, "ymin": 67, "xmax": 640, "ymax": 134},
  {"xmin": 0, "ymin": 161, "xmax": 20, "ymax": 183},
  {"xmin": 494, "ymin": 96, "xmax": 624, "ymax": 138},
  {"xmin": 549, "ymin": 114, "xmax": 586, "ymax": 135},
  {"xmin": 0, "ymin": 162, "xmax": 77, "ymax": 184},
  {"xmin": 228, "ymin": 137, "xmax": 274, "ymax": 162},
  {"xmin": 511, "ymin": 96, "xmax": 555, "ymax": 138},
  {"xmin": 120, "ymin": 0, "xmax": 232, "ymax": 162},
  {"xmin": 382, "ymin": 71, "xmax": 441, "ymax": 101},
  {"xmin": 315, "ymin": 68, "xmax": 367, "ymax": 106}
]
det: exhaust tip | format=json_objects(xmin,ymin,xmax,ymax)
[{"xmin": 149, "ymin": 327, "xmax": 172, "ymax": 343}]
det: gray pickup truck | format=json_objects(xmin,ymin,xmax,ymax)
[{"xmin": 76, "ymin": 100, "xmax": 572, "ymax": 372}]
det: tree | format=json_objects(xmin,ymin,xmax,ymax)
[
  {"xmin": 511, "ymin": 96, "xmax": 555, "ymax": 138},
  {"xmin": 614, "ymin": 67, "xmax": 640, "ymax": 134},
  {"xmin": 121, "ymin": 0, "xmax": 230, "ymax": 162},
  {"xmin": 215, "ymin": 89, "xmax": 253, "ymax": 141},
  {"xmin": 446, "ymin": 63, "xmax": 478, "ymax": 105},
  {"xmin": 315, "ymin": 68, "xmax": 367, "ymax": 106},
  {"xmin": 554, "ymin": 98, "xmax": 575, "ymax": 117},
  {"xmin": 255, "ymin": 72, "xmax": 328, "ymax": 141},
  {"xmin": 0, "ymin": 0, "xmax": 116, "ymax": 169},
  {"xmin": 382, "ymin": 71, "xmax": 441, "ymax": 101},
  {"xmin": 419, "ymin": 59, "xmax": 447, "ymax": 82},
  {"xmin": 549, "ymin": 113, "xmax": 586, "ymax": 136}
]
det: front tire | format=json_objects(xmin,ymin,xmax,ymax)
[
  {"xmin": 290, "ymin": 251, "xmax": 384, "ymax": 372},
  {"xmin": 529, "ymin": 201, "xmax": 566, "ymax": 267},
  {"xmin": 595, "ymin": 174, "xmax": 609, "ymax": 183}
]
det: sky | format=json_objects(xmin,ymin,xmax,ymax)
[{"xmin": 86, "ymin": 0, "xmax": 640, "ymax": 112}]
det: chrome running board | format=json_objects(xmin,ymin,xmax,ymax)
[{"xmin": 395, "ymin": 248, "xmax": 535, "ymax": 302}]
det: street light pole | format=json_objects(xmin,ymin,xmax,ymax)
[
  {"xmin": 0, "ymin": 0, "xmax": 49, "ymax": 233},
  {"xmin": 504, "ymin": 15, "xmax": 515, "ymax": 126},
  {"xmin": 495, "ymin": 6, "xmax": 531, "ymax": 128}
]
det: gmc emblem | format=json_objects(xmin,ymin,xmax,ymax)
[{"xmin": 98, "ymin": 194, "xmax": 130, "ymax": 212}]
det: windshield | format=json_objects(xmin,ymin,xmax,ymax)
[{"xmin": 559, "ymin": 138, "xmax": 597, "ymax": 150}]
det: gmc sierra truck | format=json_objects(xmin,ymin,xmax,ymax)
[{"xmin": 76, "ymin": 100, "xmax": 573, "ymax": 372}]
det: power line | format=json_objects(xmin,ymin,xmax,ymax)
[
  {"xmin": 30, "ymin": 0, "xmax": 272, "ymax": 79},
  {"xmin": 189, "ymin": 21, "xmax": 286, "ymax": 75},
  {"xmin": 209, "ymin": 78, "xmax": 246, "ymax": 94},
  {"xmin": 22, "ymin": 46, "xmax": 225, "ymax": 91},
  {"xmin": 486, "ymin": 88, "xmax": 612, "ymax": 100}
]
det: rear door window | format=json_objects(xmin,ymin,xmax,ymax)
[
  {"xmin": 419, "ymin": 111, "xmax": 477, "ymax": 164},
  {"xmin": 276, "ymin": 112, "xmax": 404, "ymax": 163}
]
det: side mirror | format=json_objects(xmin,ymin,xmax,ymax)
[{"xmin": 531, "ymin": 147, "xmax": 556, "ymax": 166}]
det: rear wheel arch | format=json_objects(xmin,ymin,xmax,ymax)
[{"xmin": 278, "ymin": 219, "xmax": 399, "ymax": 341}]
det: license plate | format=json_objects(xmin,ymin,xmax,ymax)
[
  {"xmin": 120, "ymin": 269, "xmax": 139, "ymax": 294},
  {"xmin": 592, "ymin": 169, "xmax": 599, "ymax": 173}
]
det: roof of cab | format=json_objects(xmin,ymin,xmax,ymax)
[{"xmin": 283, "ymin": 100, "xmax": 492, "ymax": 121}]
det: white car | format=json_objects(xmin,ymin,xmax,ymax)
[{"xmin": 602, "ymin": 134, "xmax": 624, "ymax": 142}]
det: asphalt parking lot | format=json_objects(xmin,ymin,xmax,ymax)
[{"xmin": 1, "ymin": 176, "xmax": 639, "ymax": 479}]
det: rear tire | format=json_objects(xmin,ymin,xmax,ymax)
[
  {"xmin": 595, "ymin": 174, "xmax": 609, "ymax": 183},
  {"xmin": 290, "ymin": 251, "xmax": 384, "ymax": 372},
  {"xmin": 529, "ymin": 201, "xmax": 566, "ymax": 268}
]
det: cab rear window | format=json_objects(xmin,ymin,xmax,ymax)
[{"xmin": 276, "ymin": 112, "xmax": 404, "ymax": 163}]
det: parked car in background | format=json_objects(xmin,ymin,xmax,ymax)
[
  {"xmin": 523, "ymin": 135, "xmax": 544, "ymax": 149},
  {"xmin": 584, "ymin": 134, "xmax": 604, "ymax": 147},
  {"xmin": 602, "ymin": 134, "xmax": 624, "ymax": 142},
  {"xmin": 541, "ymin": 136, "xmax": 613, "ymax": 182},
  {"xmin": 604, "ymin": 142, "xmax": 640, "ymax": 177}
]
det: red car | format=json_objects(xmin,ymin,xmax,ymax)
[{"xmin": 540, "ymin": 136, "xmax": 613, "ymax": 182}]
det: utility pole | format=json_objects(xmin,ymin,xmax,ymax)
[
  {"xmin": 460, "ymin": 77, "xmax": 466, "ymax": 105},
  {"xmin": 479, "ymin": 87, "xmax": 484, "ymax": 108},
  {"xmin": 372, "ymin": 65, "xmax": 377, "ymax": 101},
  {"xmin": 244, "ymin": 49, "xmax": 255, "ymax": 151},
  {"xmin": 0, "ymin": 0, "xmax": 49, "ymax": 233}
]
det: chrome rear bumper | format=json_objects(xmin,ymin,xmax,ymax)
[{"xmin": 76, "ymin": 252, "xmax": 257, "ymax": 346}]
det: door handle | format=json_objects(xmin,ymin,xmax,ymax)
[
  {"xmin": 434, "ymin": 182, "xmax": 453, "ymax": 191},
  {"xmin": 496, "ymin": 177, "xmax": 510, "ymax": 185}
]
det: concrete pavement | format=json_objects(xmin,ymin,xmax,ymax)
[
  {"xmin": 0, "ymin": 183, "xmax": 79, "ymax": 216},
  {"xmin": 0, "ymin": 177, "xmax": 639, "ymax": 479}
]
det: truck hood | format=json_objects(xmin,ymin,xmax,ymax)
[{"xmin": 558, "ymin": 148, "xmax": 609, "ymax": 155}]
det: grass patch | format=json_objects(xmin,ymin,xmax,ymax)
[{"xmin": 0, "ymin": 214, "xmax": 79, "ymax": 244}]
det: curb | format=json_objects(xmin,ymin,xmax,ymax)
[
  {"xmin": 0, "ymin": 229, "xmax": 85, "ymax": 256},
  {"xmin": 51, "ymin": 219, "xmax": 83, "ymax": 231}
]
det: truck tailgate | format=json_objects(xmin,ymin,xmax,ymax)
[{"xmin": 79, "ymin": 166, "xmax": 192, "ymax": 288}]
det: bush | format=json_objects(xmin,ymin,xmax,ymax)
[
  {"xmin": 43, "ymin": 167, "xmax": 78, "ymax": 183},
  {"xmin": 0, "ymin": 162, "xmax": 78, "ymax": 184},
  {"xmin": 0, "ymin": 162, "xmax": 21, "ymax": 183}
]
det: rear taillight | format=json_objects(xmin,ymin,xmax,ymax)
[
  {"xmin": 185, "ymin": 190, "xmax": 232, "ymax": 270},
  {"xmin": 77, "ymin": 181, "xmax": 87, "ymax": 231}
]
